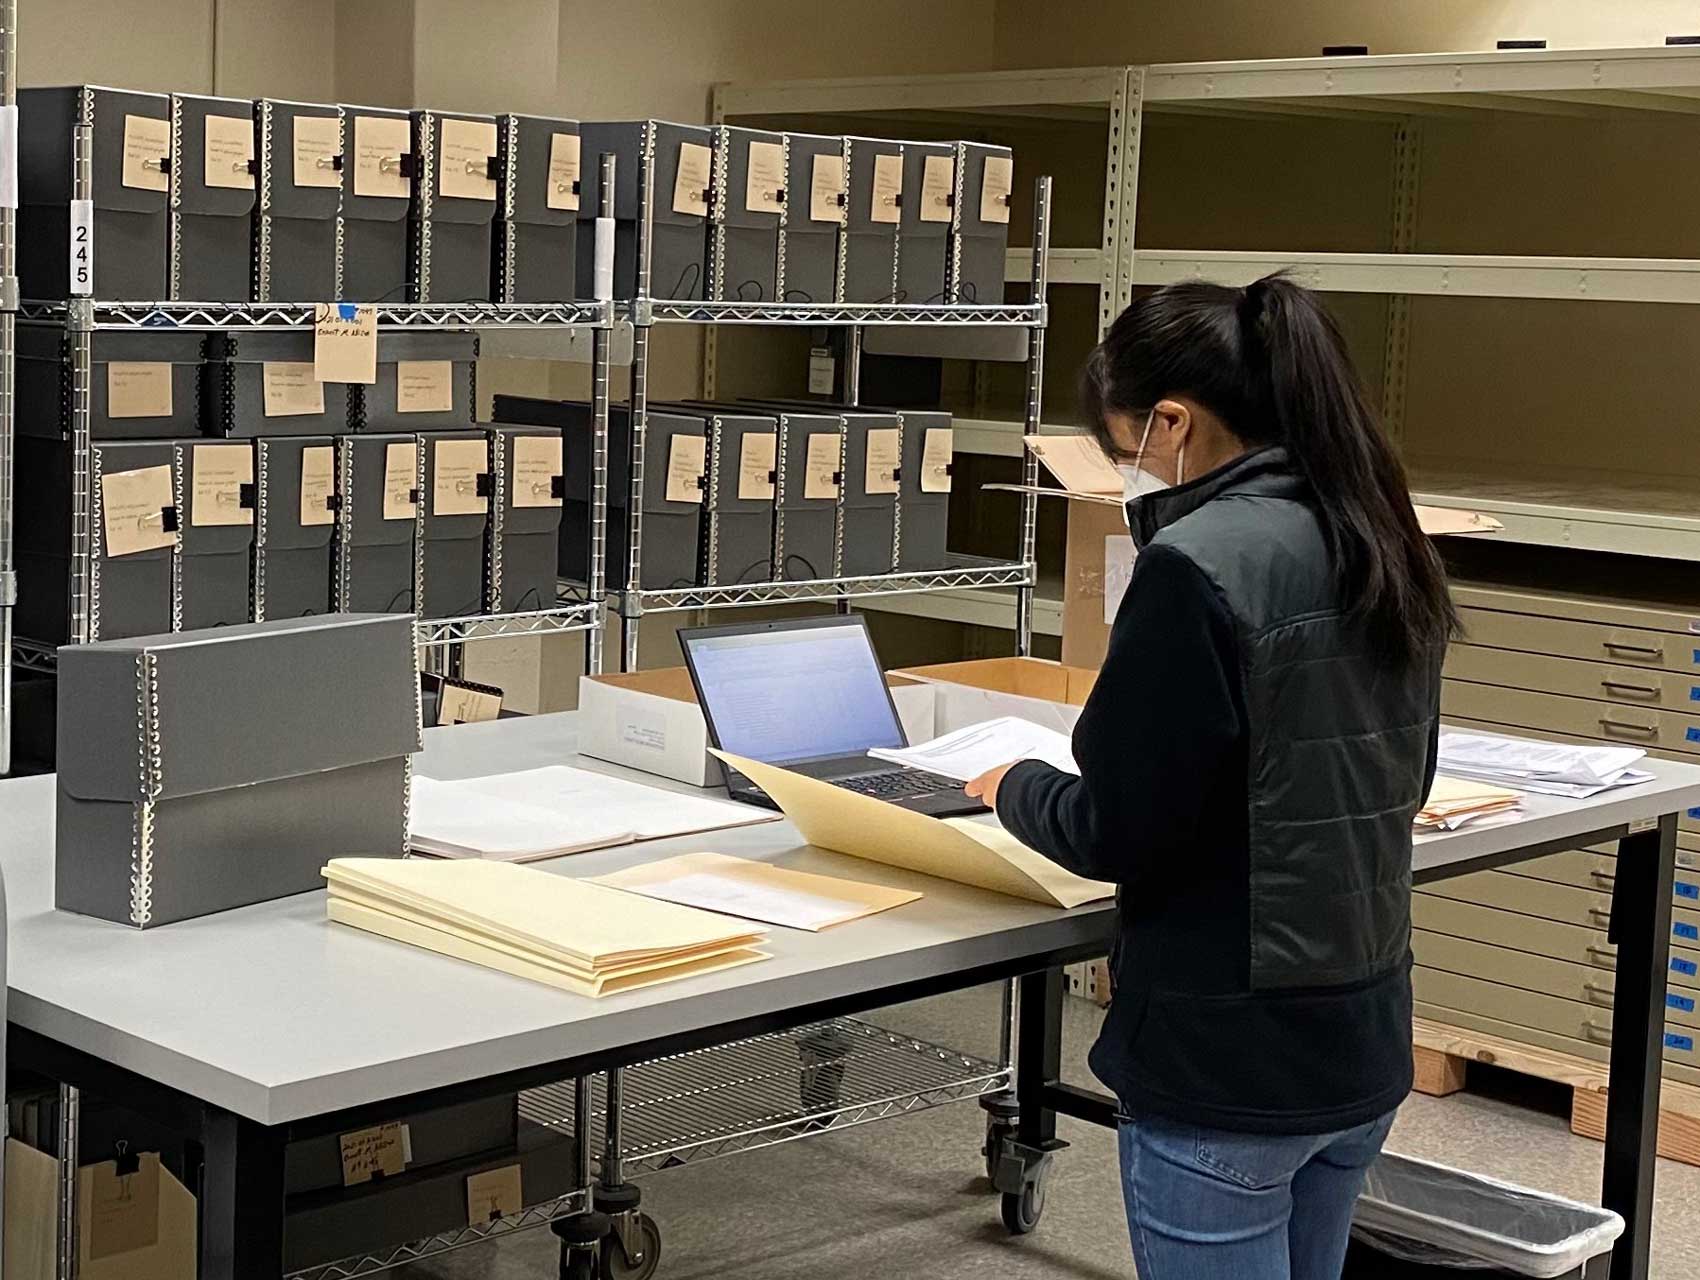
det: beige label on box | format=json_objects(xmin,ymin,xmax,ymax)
[
  {"xmin": 88, "ymin": 1154, "xmax": 161, "ymax": 1260},
  {"xmin": 101, "ymin": 465, "xmax": 176, "ymax": 557},
  {"xmin": 433, "ymin": 437, "xmax": 489, "ymax": 516},
  {"xmin": 738, "ymin": 431, "xmax": 777, "ymax": 500},
  {"xmin": 122, "ymin": 114, "xmax": 170, "ymax": 192},
  {"xmin": 919, "ymin": 154, "xmax": 955, "ymax": 223},
  {"xmin": 262, "ymin": 362, "xmax": 325, "ymax": 417},
  {"xmin": 352, "ymin": 114, "xmax": 410, "ymax": 198},
  {"xmin": 204, "ymin": 113, "xmax": 254, "ymax": 190},
  {"xmin": 870, "ymin": 153, "xmax": 902, "ymax": 225},
  {"xmin": 466, "ymin": 1164, "xmax": 523, "ymax": 1225},
  {"xmin": 980, "ymin": 154, "xmax": 1013, "ymax": 225},
  {"xmin": 673, "ymin": 141, "xmax": 711, "ymax": 216},
  {"xmin": 192, "ymin": 444, "xmax": 254, "ymax": 528},
  {"xmin": 665, "ymin": 434, "xmax": 707, "ymax": 504},
  {"xmin": 293, "ymin": 114, "xmax": 343, "ymax": 189},
  {"xmin": 803, "ymin": 432, "xmax": 840, "ymax": 499},
  {"xmin": 106, "ymin": 362, "xmax": 173, "ymax": 419},
  {"xmin": 745, "ymin": 139, "xmax": 785, "ymax": 214},
  {"xmin": 383, "ymin": 441, "xmax": 419, "ymax": 520},
  {"xmin": 396, "ymin": 360, "xmax": 454, "ymax": 414},
  {"xmin": 547, "ymin": 131, "xmax": 581, "ymax": 210},
  {"xmin": 313, "ymin": 303, "xmax": 377, "ymax": 384},
  {"xmin": 439, "ymin": 682, "xmax": 502, "ymax": 725},
  {"xmin": 512, "ymin": 434, "xmax": 563, "ymax": 508},
  {"xmin": 300, "ymin": 445, "xmax": 336, "ymax": 526},
  {"xmin": 810, "ymin": 152, "xmax": 845, "ymax": 223},
  {"xmin": 920, "ymin": 427, "xmax": 953, "ymax": 492},
  {"xmin": 864, "ymin": 427, "xmax": 900, "ymax": 495},
  {"xmin": 339, "ymin": 1123, "xmax": 406, "ymax": 1188},
  {"xmin": 439, "ymin": 117, "xmax": 498, "ymax": 200}
]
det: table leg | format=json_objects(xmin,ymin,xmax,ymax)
[
  {"xmin": 1604, "ymin": 814, "xmax": 1677, "ymax": 1280},
  {"xmin": 198, "ymin": 1110, "xmax": 285, "ymax": 1280},
  {"xmin": 1015, "ymin": 967, "xmax": 1063, "ymax": 1152}
]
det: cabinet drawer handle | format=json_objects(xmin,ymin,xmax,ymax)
[
  {"xmin": 1586, "ymin": 945, "xmax": 1617, "ymax": 968},
  {"xmin": 1583, "ymin": 981, "xmax": 1614, "ymax": 1004},
  {"xmin": 1599, "ymin": 717, "xmax": 1659, "ymax": 738},
  {"xmin": 1589, "ymin": 907, "xmax": 1614, "ymax": 928},
  {"xmin": 1601, "ymin": 680, "xmax": 1660, "ymax": 698},
  {"xmin": 1603, "ymin": 641, "xmax": 1664, "ymax": 658},
  {"xmin": 1582, "ymin": 1019, "xmax": 1612, "ymax": 1045},
  {"xmin": 1591, "ymin": 870, "xmax": 1618, "ymax": 890}
]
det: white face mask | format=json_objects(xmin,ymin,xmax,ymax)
[{"xmin": 1119, "ymin": 409, "xmax": 1184, "ymax": 515}]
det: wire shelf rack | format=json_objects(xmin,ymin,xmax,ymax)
[
  {"xmin": 618, "ymin": 555, "xmax": 1033, "ymax": 614},
  {"xmin": 520, "ymin": 1018, "xmax": 1008, "ymax": 1175},
  {"xmin": 281, "ymin": 1187, "xmax": 592, "ymax": 1280},
  {"xmin": 414, "ymin": 601, "xmax": 603, "ymax": 649},
  {"xmin": 633, "ymin": 298, "xmax": 1045, "ymax": 327},
  {"xmin": 12, "ymin": 637, "xmax": 55, "ymax": 675},
  {"xmin": 19, "ymin": 299, "xmax": 614, "ymax": 331}
]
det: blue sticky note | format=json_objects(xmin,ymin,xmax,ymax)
[
  {"xmin": 1670, "ymin": 993, "xmax": 1697, "ymax": 1014},
  {"xmin": 338, "ymin": 302, "xmax": 358, "ymax": 321},
  {"xmin": 1674, "ymin": 957, "xmax": 1698, "ymax": 977},
  {"xmin": 1676, "ymin": 922, "xmax": 1699, "ymax": 941},
  {"xmin": 1689, "ymin": 807, "xmax": 1700, "ymax": 820},
  {"xmin": 1694, "ymin": 648, "xmax": 1700, "ymax": 664},
  {"xmin": 1688, "ymin": 726, "xmax": 1700, "ymax": 743},
  {"xmin": 1667, "ymin": 1032, "xmax": 1695, "ymax": 1053},
  {"xmin": 1681, "ymin": 882, "xmax": 1700, "ymax": 901},
  {"xmin": 1692, "ymin": 686, "xmax": 1700, "ymax": 701}
]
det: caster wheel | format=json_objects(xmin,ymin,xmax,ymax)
[
  {"xmin": 1001, "ymin": 1178, "xmax": 1046, "ymax": 1236},
  {"xmin": 560, "ymin": 1245, "xmax": 597, "ymax": 1280},
  {"xmin": 983, "ymin": 1117, "xmax": 1015, "ymax": 1185},
  {"xmin": 600, "ymin": 1212, "xmax": 662, "ymax": 1280}
]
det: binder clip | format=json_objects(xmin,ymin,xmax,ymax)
[
  {"xmin": 1667, "ymin": 34, "xmax": 1700, "ymax": 44},
  {"xmin": 238, "ymin": 482, "xmax": 257, "ymax": 510},
  {"xmin": 482, "ymin": 156, "xmax": 502, "ymax": 180},
  {"xmin": 380, "ymin": 153, "xmax": 417, "ymax": 178},
  {"xmin": 160, "ymin": 506, "xmax": 180, "ymax": 534},
  {"xmin": 834, "ymin": 191, "xmax": 848, "ymax": 208},
  {"xmin": 325, "ymin": 492, "xmax": 343, "ymax": 512},
  {"xmin": 550, "ymin": 474, "xmax": 566, "ymax": 500},
  {"xmin": 1322, "ymin": 44, "xmax": 1369, "ymax": 55},
  {"xmin": 766, "ymin": 469, "xmax": 779, "ymax": 485},
  {"xmin": 408, "ymin": 487, "xmax": 422, "ymax": 505},
  {"xmin": 113, "ymin": 1141, "xmax": 141, "ymax": 1179},
  {"xmin": 244, "ymin": 158, "xmax": 260, "ymax": 176},
  {"xmin": 1497, "ymin": 39, "xmax": 1546, "ymax": 49},
  {"xmin": 830, "ymin": 469, "xmax": 844, "ymax": 486},
  {"xmin": 319, "ymin": 153, "xmax": 344, "ymax": 172},
  {"xmin": 474, "ymin": 472, "xmax": 493, "ymax": 498},
  {"xmin": 144, "ymin": 154, "xmax": 171, "ymax": 175}
]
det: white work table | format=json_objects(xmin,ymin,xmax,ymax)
[{"xmin": 6, "ymin": 710, "xmax": 1700, "ymax": 1280}]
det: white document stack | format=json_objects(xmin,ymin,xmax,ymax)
[
  {"xmin": 323, "ymin": 858, "xmax": 770, "ymax": 997},
  {"xmin": 1436, "ymin": 731, "xmax": 1655, "ymax": 799},
  {"xmin": 868, "ymin": 716, "xmax": 1078, "ymax": 781}
]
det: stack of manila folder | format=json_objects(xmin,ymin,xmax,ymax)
[
  {"xmin": 323, "ymin": 858, "xmax": 769, "ymax": 997},
  {"xmin": 1415, "ymin": 775, "xmax": 1523, "ymax": 831}
]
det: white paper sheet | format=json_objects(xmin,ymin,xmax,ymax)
[
  {"xmin": 409, "ymin": 775, "xmax": 634, "ymax": 860},
  {"xmin": 596, "ymin": 853, "xmax": 920, "ymax": 931},
  {"xmin": 1436, "ymin": 731, "xmax": 1652, "ymax": 797},
  {"xmin": 868, "ymin": 716, "xmax": 1077, "ymax": 782}
]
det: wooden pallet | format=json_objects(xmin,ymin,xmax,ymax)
[{"xmin": 1412, "ymin": 1018, "xmax": 1700, "ymax": 1166}]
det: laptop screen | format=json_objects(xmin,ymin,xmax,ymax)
[{"xmin": 683, "ymin": 620, "xmax": 906, "ymax": 765}]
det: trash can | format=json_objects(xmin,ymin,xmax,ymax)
[{"xmin": 1345, "ymin": 1152, "xmax": 1624, "ymax": 1279}]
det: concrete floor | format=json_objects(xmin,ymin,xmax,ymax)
[{"xmin": 400, "ymin": 984, "xmax": 1700, "ymax": 1279}]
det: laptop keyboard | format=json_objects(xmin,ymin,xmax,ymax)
[{"xmin": 838, "ymin": 769, "xmax": 963, "ymax": 801}]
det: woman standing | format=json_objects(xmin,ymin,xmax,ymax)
[{"xmin": 967, "ymin": 274, "xmax": 1453, "ymax": 1280}]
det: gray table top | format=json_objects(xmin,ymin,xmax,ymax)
[{"xmin": 6, "ymin": 712, "xmax": 1700, "ymax": 1126}]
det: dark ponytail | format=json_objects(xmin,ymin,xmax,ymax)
[{"xmin": 1081, "ymin": 272, "xmax": 1457, "ymax": 666}]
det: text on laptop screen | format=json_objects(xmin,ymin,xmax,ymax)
[{"xmin": 686, "ymin": 624, "xmax": 905, "ymax": 764}]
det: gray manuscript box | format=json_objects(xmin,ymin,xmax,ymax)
[
  {"xmin": 339, "ymin": 103, "xmax": 414, "ymax": 302},
  {"xmin": 495, "ymin": 114, "xmax": 580, "ymax": 303},
  {"xmin": 168, "ymin": 93, "xmax": 258, "ymax": 301},
  {"xmin": 951, "ymin": 142, "xmax": 1013, "ymax": 304},
  {"xmin": 578, "ymin": 120, "xmax": 712, "ymax": 300},
  {"xmin": 55, "ymin": 614, "xmax": 420, "ymax": 929},
  {"xmin": 253, "ymin": 436, "xmax": 337, "ymax": 622},
  {"xmin": 201, "ymin": 331, "xmax": 355, "ymax": 438},
  {"xmin": 777, "ymin": 132, "xmax": 844, "ymax": 305},
  {"xmin": 895, "ymin": 409, "xmax": 952, "ymax": 571},
  {"xmin": 410, "ymin": 109, "xmax": 501, "ymax": 304},
  {"xmin": 842, "ymin": 136, "xmax": 902, "ymax": 303},
  {"xmin": 176, "ymin": 440, "xmax": 256, "ymax": 631},
  {"xmin": 710, "ymin": 126, "xmax": 783, "ymax": 303},
  {"xmin": 488, "ymin": 425, "xmax": 565, "ymax": 614},
  {"xmin": 17, "ymin": 326, "xmax": 203, "ymax": 442},
  {"xmin": 254, "ymin": 99, "xmax": 344, "ymax": 302},
  {"xmin": 419, "ymin": 429, "xmax": 491, "ymax": 621},
  {"xmin": 896, "ymin": 140, "xmax": 954, "ymax": 305},
  {"xmin": 334, "ymin": 434, "xmax": 422, "ymax": 615},
  {"xmin": 656, "ymin": 404, "xmax": 776, "ymax": 585},
  {"xmin": 360, "ymin": 331, "xmax": 478, "ymax": 435}
]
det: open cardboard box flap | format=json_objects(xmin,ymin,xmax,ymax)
[{"xmin": 893, "ymin": 657, "xmax": 1097, "ymax": 734}]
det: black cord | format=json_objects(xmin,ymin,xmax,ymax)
[
  {"xmin": 783, "ymin": 288, "xmax": 816, "ymax": 303},
  {"xmin": 385, "ymin": 586, "xmax": 415, "ymax": 612},
  {"xmin": 735, "ymin": 280, "xmax": 766, "ymax": 302},
  {"xmin": 665, "ymin": 262, "xmax": 702, "ymax": 301},
  {"xmin": 782, "ymin": 553, "xmax": 819, "ymax": 581}
]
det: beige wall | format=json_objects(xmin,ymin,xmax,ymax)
[{"xmin": 992, "ymin": 0, "xmax": 1700, "ymax": 67}]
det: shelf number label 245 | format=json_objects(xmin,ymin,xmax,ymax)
[{"xmin": 70, "ymin": 199, "xmax": 94, "ymax": 296}]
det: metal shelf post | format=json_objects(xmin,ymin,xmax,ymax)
[
  {"xmin": 0, "ymin": 0, "xmax": 15, "ymax": 776},
  {"xmin": 1013, "ymin": 175, "xmax": 1052, "ymax": 659},
  {"xmin": 620, "ymin": 137, "xmax": 659, "ymax": 672},
  {"xmin": 585, "ymin": 152, "xmax": 617, "ymax": 677}
]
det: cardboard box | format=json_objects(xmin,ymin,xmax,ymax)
[
  {"xmin": 894, "ymin": 656, "xmax": 1097, "ymax": 734},
  {"xmin": 578, "ymin": 666, "xmax": 936, "ymax": 787}
]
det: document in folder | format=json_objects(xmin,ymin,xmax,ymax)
[
  {"xmin": 596, "ymin": 851, "xmax": 921, "ymax": 931},
  {"xmin": 711, "ymin": 751, "xmax": 1114, "ymax": 909}
]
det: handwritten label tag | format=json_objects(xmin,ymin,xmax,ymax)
[
  {"xmin": 314, "ymin": 303, "xmax": 377, "ymax": 384},
  {"xmin": 920, "ymin": 427, "xmax": 953, "ymax": 492},
  {"xmin": 101, "ymin": 465, "xmax": 176, "ymax": 557},
  {"xmin": 439, "ymin": 117, "xmax": 498, "ymax": 201},
  {"xmin": 864, "ymin": 428, "xmax": 899, "ymax": 495},
  {"xmin": 87, "ymin": 1153, "xmax": 161, "ymax": 1260},
  {"xmin": 122, "ymin": 114, "xmax": 170, "ymax": 192},
  {"xmin": 439, "ymin": 682, "xmax": 502, "ymax": 725},
  {"xmin": 70, "ymin": 198, "xmax": 94, "ymax": 295},
  {"xmin": 512, "ymin": 435, "xmax": 563, "ymax": 508},
  {"xmin": 432, "ymin": 437, "xmax": 489, "ymax": 516},
  {"xmin": 804, "ymin": 433, "xmax": 840, "ymax": 499},
  {"xmin": 673, "ymin": 141, "xmax": 711, "ymax": 216},
  {"xmin": 738, "ymin": 431, "xmax": 777, "ymax": 500},
  {"xmin": 870, "ymin": 153, "xmax": 902, "ymax": 225},
  {"xmin": 810, "ymin": 153, "xmax": 845, "ymax": 223},
  {"xmin": 262, "ymin": 362, "xmax": 326, "ymax": 417},
  {"xmin": 352, "ymin": 114, "xmax": 410, "ymax": 199},
  {"xmin": 807, "ymin": 347, "xmax": 835, "ymax": 395},
  {"xmin": 919, "ymin": 154, "xmax": 955, "ymax": 223},
  {"xmin": 547, "ymin": 132, "xmax": 581, "ymax": 210},
  {"xmin": 745, "ymin": 139, "xmax": 785, "ymax": 214},
  {"xmin": 383, "ymin": 441, "xmax": 419, "ymax": 520},
  {"xmin": 665, "ymin": 434, "xmax": 707, "ymax": 504},
  {"xmin": 293, "ymin": 113, "xmax": 342, "ymax": 189},
  {"xmin": 300, "ymin": 445, "xmax": 336, "ymax": 526},
  {"xmin": 192, "ymin": 444, "xmax": 254, "ymax": 527},
  {"xmin": 397, "ymin": 360, "xmax": 454, "ymax": 414},
  {"xmin": 203, "ymin": 113, "xmax": 254, "ymax": 190},
  {"xmin": 466, "ymin": 1164, "xmax": 523, "ymax": 1224},
  {"xmin": 339, "ymin": 1122, "xmax": 407, "ymax": 1187},
  {"xmin": 106, "ymin": 362, "xmax": 173, "ymax": 419},
  {"xmin": 980, "ymin": 154, "xmax": 1013, "ymax": 225}
]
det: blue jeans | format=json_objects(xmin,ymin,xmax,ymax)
[{"xmin": 1119, "ymin": 1110, "xmax": 1395, "ymax": 1280}]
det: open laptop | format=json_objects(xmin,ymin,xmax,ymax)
[{"xmin": 678, "ymin": 615, "xmax": 987, "ymax": 817}]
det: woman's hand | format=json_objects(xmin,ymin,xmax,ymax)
[{"xmin": 964, "ymin": 762, "xmax": 1018, "ymax": 811}]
